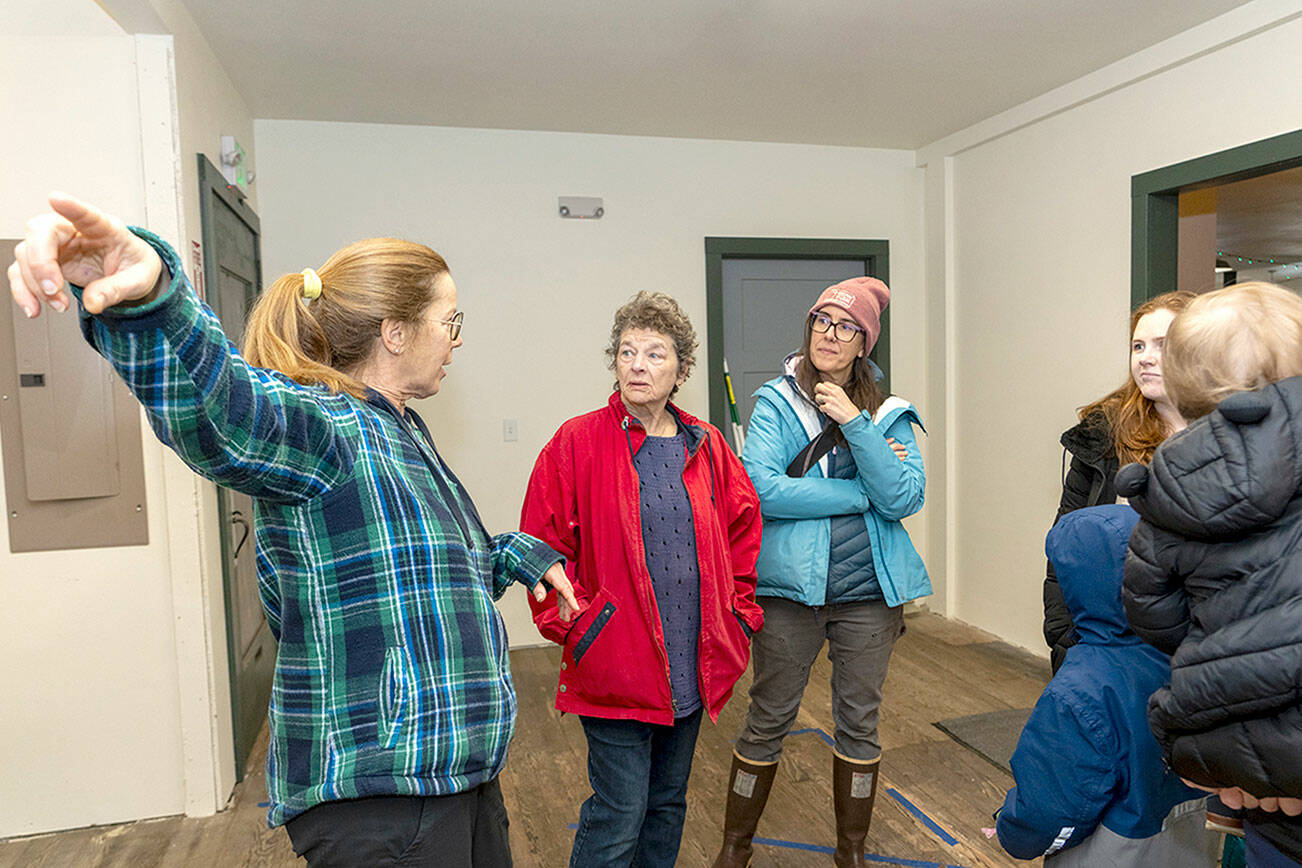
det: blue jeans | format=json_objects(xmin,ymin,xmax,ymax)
[
  {"xmin": 570, "ymin": 708, "xmax": 704, "ymax": 868},
  {"xmin": 1245, "ymin": 820, "xmax": 1302, "ymax": 867}
]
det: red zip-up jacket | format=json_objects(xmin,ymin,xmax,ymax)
[{"xmin": 521, "ymin": 392, "xmax": 764, "ymax": 725}]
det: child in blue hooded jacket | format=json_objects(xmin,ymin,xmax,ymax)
[{"xmin": 996, "ymin": 504, "xmax": 1215, "ymax": 866}]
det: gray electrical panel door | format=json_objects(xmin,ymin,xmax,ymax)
[
  {"xmin": 0, "ymin": 239, "xmax": 148, "ymax": 552},
  {"xmin": 198, "ymin": 155, "xmax": 274, "ymax": 780}
]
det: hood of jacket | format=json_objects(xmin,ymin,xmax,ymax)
[
  {"xmin": 1116, "ymin": 376, "xmax": 1302, "ymax": 539},
  {"xmin": 1059, "ymin": 410, "xmax": 1113, "ymax": 465},
  {"xmin": 1047, "ymin": 504, "xmax": 1141, "ymax": 647}
]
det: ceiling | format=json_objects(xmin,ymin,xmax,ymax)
[{"xmin": 172, "ymin": 0, "xmax": 1254, "ymax": 150}]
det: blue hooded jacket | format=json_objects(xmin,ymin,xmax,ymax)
[{"xmin": 997, "ymin": 504, "xmax": 1202, "ymax": 860}]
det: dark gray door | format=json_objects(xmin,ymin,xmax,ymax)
[
  {"xmin": 721, "ymin": 258, "xmax": 865, "ymax": 440},
  {"xmin": 198, "ymin": 155, "xmax": 274, "ymax": 780},
  {"xmin": 706, "ymin": 239, "xmax": 890, "ymax": 447}
]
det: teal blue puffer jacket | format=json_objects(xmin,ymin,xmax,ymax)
[{"xmin": 741, "ymin": 367, "xmax": 930, "ymax": 607}]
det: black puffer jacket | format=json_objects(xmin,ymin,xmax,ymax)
[
  {"xmin": 1120, "ymin": 377, "xmax": 1302, "ymax": 860},
  {"xmin": 1043, "ymin": 412, "xmax": 1118, "ymax": 673}
]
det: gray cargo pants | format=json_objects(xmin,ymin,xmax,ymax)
[{"xmin": 735, "ymin": 595, "xmax": 904, "ymax": 763}]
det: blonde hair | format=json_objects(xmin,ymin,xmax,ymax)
[
  {"xmin": 243, "ymin": 238, "xmax": 449, "ymax": 399},
  {"xmin": 1164, "ymin": 281, "xmax": 1302, "ymax": 420},
  {"xmin": 1078, "ymin": 290, "xmax": 1196, "ymax": 465},
  {"xmin": 606, "ymin": 292, "xmax": 698, "ymax": 397}
]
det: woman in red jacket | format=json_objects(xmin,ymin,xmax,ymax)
[{"xmin": 521, "ymin": 291, "xmax": 764, "ymax": 868}]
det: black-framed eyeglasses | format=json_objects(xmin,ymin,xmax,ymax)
[
  {"xmin": 437, "ymin": 311, "xmax": 464, "ymax": 341},
  {"xmin": 809, "ymin": 312, "xmax": 864, "ymax": 343}
]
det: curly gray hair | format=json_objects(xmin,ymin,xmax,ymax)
[{"xmin": 606, "ymin": 291, "xmax": 698, "ymax": 397}]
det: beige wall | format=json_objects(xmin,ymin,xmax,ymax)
[
  {"xmin": 0, "ymin": 0, "xmax": 257, "ymax": 836},
  {"xmin": 921, "ymin": 6, "xmax": 1302, "ymax": 656},
  {"xmin": 251, "ymin": 121, "xmax": 928, "ymax": 643},
  {"xmin": 0, "ymin": 20, "xmax": 187, "ymax": 836},
  {"xmin": 145, "ymin": 0, "xmax": 259, "ymax": 250}
]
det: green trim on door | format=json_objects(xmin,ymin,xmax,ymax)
[
  {"xmin": 704, "ymin": 238, "xmax": 890, "ymax": 435},
  {"xmin": 1131, "ymin": 128, "xmax": 1302, "ymax": 307}
]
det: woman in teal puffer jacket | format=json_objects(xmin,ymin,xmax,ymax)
[{"xmin": 711, "ymin": 277, "xmax": 928, "ymax": 868}]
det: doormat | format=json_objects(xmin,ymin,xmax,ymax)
[{"xmin": 932, "ymin": 708, "xmax": 1033, "ymax": 776}]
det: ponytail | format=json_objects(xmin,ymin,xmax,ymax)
[
  {"xmin": 241, "ymin": 237, "xmax": 450, "ymax": 401},
  {"xmin": 243, "ymin": 271, "xmax": 370, "ymax": 399}
]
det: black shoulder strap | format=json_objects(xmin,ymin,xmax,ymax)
[{"xmin": 785, "ymin": 421, "xmax": 839, "ymax": 478}]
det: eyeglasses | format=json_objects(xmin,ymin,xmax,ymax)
[
  {"xmin": 809, "ymin": 312, "xmax": 865, "ymax": 343},
  {"xmin": 437, "ymin": 311, "xmax": 464, "ymax": 341}
]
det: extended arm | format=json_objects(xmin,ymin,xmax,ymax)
[{"xmin": 10, "ymin": 194, "xmax": 352, "ymax": 504}]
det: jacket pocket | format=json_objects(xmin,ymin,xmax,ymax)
[
  {"xmin": 732, "ymin": 607, "xmax": 754, "ymax": 639},
  {"xmin": 378, "ymin": 646, "xmax": 412, "ymax": 750},
  {"xmin": 571, "ymin": 599, "xmax": 616, "ymax": 665}
]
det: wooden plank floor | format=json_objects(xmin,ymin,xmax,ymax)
[{"xmin": 0, "ymin": 610, "xmax": 1049, "ymax": 867}]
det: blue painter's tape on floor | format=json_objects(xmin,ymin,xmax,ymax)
[
  {"xmin": 784, "ymin": 727, "xmax": 963, "ymax": 852},
  {"xmin": 753, "ymin": 838, "xmax": 965, "ymax": 868},
  {"xmin": 753, "ymin": 836, "xmax": 833, "ymax": 854},
  {"xmin": 258, "ymin": 802, "xmax": 269, "ymax": 808},
  {"xmin": 613, "ymin": 728, "xmax": 966, "ymax": 865},
  {"xmin": 789, "ymin": 726, "xmax": 836, "ymax": 747},
  {"xmin": 567, "ymin": 827, "xmax": 965, "ymax": 866},
  {"xmin": 887, "ymin": 787, "xmax": 959, "ymax": 846}
]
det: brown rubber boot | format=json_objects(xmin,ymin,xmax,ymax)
[
  {"xmin": 832, "ymin": 751, "xmax": 880, "ymax": 868},
  {"xmin": 711, "ymin": 750, "xmax": 779, "ymax": 868}
]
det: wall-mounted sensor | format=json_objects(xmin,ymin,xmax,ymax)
[{"xmin": 558, "ymin": 196, "xmax": 604, "ymax": 219}]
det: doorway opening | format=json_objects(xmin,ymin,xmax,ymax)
[{"xmin": 1131, "ymin": 128, "xmax": 1302, "ymax": 306}]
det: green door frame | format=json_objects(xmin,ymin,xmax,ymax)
[
  {"xmin": 704, "ymin": 237, "xmax": 889, "ymax": 434},
  {"xmin": 1131, "ymin": 128, "xmax": 1302, "ymax": 307}
]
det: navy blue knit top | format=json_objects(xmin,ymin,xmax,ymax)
[{"xmin": 633, "ymin": 431, "xmax": 702, "ymax": 717}]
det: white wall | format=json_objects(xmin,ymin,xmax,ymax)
[
  {"xmin": 924, "ymin": 5, "xmax": 1302, "ymax": 655},
  {"xmin": 146, "ymin": 0, "xmax": 259, "ymax": 246},
  {"xmin": 0, "ymin": 0, "xmax": 257, "ymax": 835},
  {"xmin": 0, "ymin": 18, "xmax": 188, "ymax": 837},
  {"xmin": 252, "ymin": 121, "xmax": 927, "ymax": 643}
]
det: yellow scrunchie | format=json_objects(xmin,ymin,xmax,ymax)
[{"xmin": 301, "ymin": 268, "xmax": 322, "ymax": 300}]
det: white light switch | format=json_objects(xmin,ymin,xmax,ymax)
[{"xmin": 503, "ymin": 419, "xmax": 518, "ymax": 442}]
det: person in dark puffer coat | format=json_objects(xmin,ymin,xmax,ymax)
[{"xmin": 1120, "ymin": 282, "xmax": 1302, "ymax": 867}]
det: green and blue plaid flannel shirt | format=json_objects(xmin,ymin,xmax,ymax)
[{"xmin": 77, "ymin": 230, "xmax": 560, "ymax": 826}]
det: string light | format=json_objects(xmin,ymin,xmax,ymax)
[
  {"xmin": 1219, "ymin": 251, "xmax": 1286, "ymax": 266},
  {"xmin": 1215, "ymin": 252, "xmax": 1302, "ymax": 283}
]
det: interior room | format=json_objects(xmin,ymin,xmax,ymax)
[{"xmin": 2, "ymin": 0, "xmax": 1300, "ymax": 864}]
